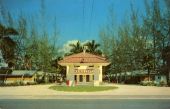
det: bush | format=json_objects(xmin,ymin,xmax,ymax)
[
  {"xmin": 11, "ymin": 81, "xmax": 25, "ymax": 86},
  {"xmin": 168, "ymin": 81, "xmax": 170, "ymax": 87},
  {"xmin": 1, "ymin": 81, "xmax": 26, "ymax": 87},
  {"xmin": 0, "ymin": 82, "xmax": 5, "ymax": 86},
  {"xmin": 159, "ymin": 81, "xmax": 167, "ymax": 87},
  {"xmin": 140, "ymin": 81, "xmax": 156, "ymax": 86},
  {"xmin": 27, "ymin": 82, "xmax": 37, "ymax": 85},
  {"xmin": 0, "ymin": 81, "xmax": 37, "ymax": 87}
]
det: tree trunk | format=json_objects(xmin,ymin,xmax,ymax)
[
  {"xmin": 168, "ymin": 68, "xmax": 170, "ymax": 83},
  {"xmin": 167, "ymin": 61, "xmax": 170, "ymax": 83},
  {"xmin": 148, "ymin": 67, "xmax": 150, "ymax": 81}
]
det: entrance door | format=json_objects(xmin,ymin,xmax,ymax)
[
  {"xmin": 86, "ymin": 75, "xmax": 90, "ymax": 82},
  {"xmin": 78, "ymin": 75, "xmax": 91, "ymax": 83},
  {"xmin": 79, "ymin": 75, "xmax": 83, "ymax": 82},
  {"xmin": 74, "ymin": 75, "xmax": 77, "ymax": 81}
]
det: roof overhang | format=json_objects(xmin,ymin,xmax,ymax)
[{"xmin": 59, "ymin": 62, "xmax": 110, "ymax": 66}]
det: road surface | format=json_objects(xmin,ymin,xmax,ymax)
[{"xmin": 0, "ymin": 99, "xmax": 170, "ymax": 109}]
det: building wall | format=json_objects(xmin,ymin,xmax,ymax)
[
  {"xmin": 66, "ymin": 64, "xmax": 102, "ymax": 86},
  {"xmin": 5, "ymin": 76, "xmax": 35, "ymax": 84}
]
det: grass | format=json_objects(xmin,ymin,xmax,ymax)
[{"xmin": 49, "ymin": 85, "xmax": 118, "ymax": 92}]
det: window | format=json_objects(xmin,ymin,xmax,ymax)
[
  {"xmin": 89, "ymin": 65, "xmax": 94, "ymax": 67},
  {"xmin": 74, "ymin": 65, "xmax": 80, "ymax": 68},
  {"xmin": 86, "ymin": 75, "xmax": 90, "ymax": 82},
  {"xmin": 74, "ymin": 75, "xmax": 77, "ymax": 81},
  {"xmin": 79, "ymin": 75, "xmax": 83, "ymax": 82}
]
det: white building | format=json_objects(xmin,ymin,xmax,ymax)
[{"xmin": 58, "ymin": 51, "xmax": 110, "ymax": 86}]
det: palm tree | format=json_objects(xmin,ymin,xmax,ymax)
[
  {"xmin": 68, "ymin": 41, "xmax": 83, "ymax": 55},
  {"xmin": 84, "ymin": 40, "xmax": 102, "ymax": 55},
  {"xmin": 0, "ymin": 24, "xmax": 18, "ymax": 37},
  {"xmin": 0, "ymin": 24, "xmax": 18, "ymax": 67}
]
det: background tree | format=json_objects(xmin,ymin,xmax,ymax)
[
  {"xmin": 162, "ymin": 45, "xmax": 170, "ymax": 82},
  {"xmin": 142, "ymin": 54, "xmax": 154, "ymax": 81},
  {"xmin": 0, "ymin": 24, "xmax": 18, "ymax": 67},
  {"xmin": 0, "ymin": 1, "xmax": 60, "ymax": 73},
  {"xmin": 99, "ymin": 0, "xmax": 168, "ymax": 83}
]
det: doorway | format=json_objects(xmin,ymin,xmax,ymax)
[
  {"xmin": 86, "ymin": 75, "xmax": 90, "ymax": 82},
  {"xmin": 79, "ymin": 75, "xmax": 83, "ymax": 82}
]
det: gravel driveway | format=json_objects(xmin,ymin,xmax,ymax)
[{"xmin": 0, "ymin": 84, "xmax": 170, "ymax": 99}]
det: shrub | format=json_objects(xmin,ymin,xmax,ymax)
[
  {"xmin": 5, "ymin": 81, "xmax": 25, "ymax": 86},
  {"xmin": 168, "ymin": 81, "xmax": 170, "ymax": 87},
  {"xmin": 140, "ymin": 81, "xmax": 156, "ymax": 86},
  {"xmin": 0, "ymin": 82, "xmax": 5, "ymax": 86},
  {"xmin": 159, "ymin": 81, "xmax": 167, "ymax": 87},
  {"xmin": 0, "ymin": 81, "xmax": 37, "ymax": 87},
  {"xmin": 11, "ymin": 81, "xmax": 25, "ymax": 86},
  {"xmin": 27, "ymin": 82, "xmax": 37, "ymax": 85}
]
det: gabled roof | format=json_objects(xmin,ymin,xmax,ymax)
[{"xmin": 58, "ymin": 52, "xmax": 110, "ymax": 65}]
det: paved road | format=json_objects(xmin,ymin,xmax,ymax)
[
  {"xmin": 0, "ymin": 99, "xmax": 170, "ymax": 109},
  {"xmin": 1, "ymin": 95, "xmax": 170, "ymax": 99}
]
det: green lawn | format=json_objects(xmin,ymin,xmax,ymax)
[{"xmin": 49, "ymin": 85, "xmax": 118, "ymax": 92}]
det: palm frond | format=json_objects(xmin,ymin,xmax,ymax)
[{"xmin": 5, "ymin": 27, "xmax": 19, "ymax": 35}]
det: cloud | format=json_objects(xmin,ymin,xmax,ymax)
[
  {"xmin": 62, "ymin": 40, "xmax": 79, "ymax": 54},
  {"xmin": 59, "ymin": 40, "xmax": 89, "ymax": 55}
]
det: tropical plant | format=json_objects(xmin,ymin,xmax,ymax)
[
  {"xmin": 0, "ymin": 24, "xmax": 18, "ymax": 67},
  {"xmin": 69, "ymin": 41, "xmax": 83, "ymax": 55},
  {"xmin": 84, "ymin": 40, "xmax": 102, "ymax": 55}
]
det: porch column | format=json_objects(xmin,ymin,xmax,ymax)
[
  {"xmin": 83, "ymin": 75, "xmax": 86, "ymax": 83},
  {"xmin": 66, "ymin": 66, "xmax": 69, "ymax": 80},
  {"xmin": 67, "ymin": 65, "xmax": 74, "ymax": 86},
  {"xmin": 99, "ymin": 65, "xmax": 103, "ymax": 82},
  {"xmin": 94, "ymin": 65, "xmax": 100, "ymax": 86}
]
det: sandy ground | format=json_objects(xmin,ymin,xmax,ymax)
[{"xmin": 1, "ymin": 84, "xmax": 170, "ymax": 99}]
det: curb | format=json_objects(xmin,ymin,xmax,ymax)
[{"xmin": 1, "ymin": 95, "xmax": 170, "ymax": 99}]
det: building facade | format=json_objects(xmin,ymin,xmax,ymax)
[
  {"xmin": 3, "ymin": 70, "xmax": 37, "ymax": 84},
  {"xmin": 58, "ymin": 52, "xmax": 110, "ymax": 86}
]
